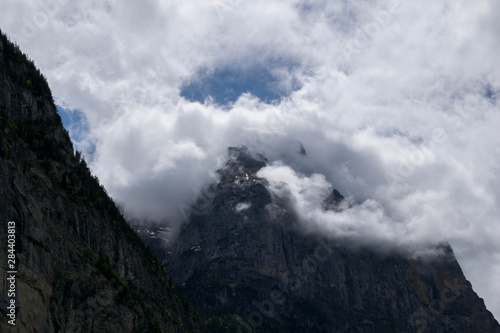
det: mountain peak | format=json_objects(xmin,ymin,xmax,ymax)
[
  {"xmin": 217, "ymin": 145, "xmax": 268, "ymax": 182},
  {"xmin": 163, "ymin": 145, "xmax": 500, "ymax": 333}
]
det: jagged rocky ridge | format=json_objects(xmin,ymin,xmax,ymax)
[
  {"xmin": 162, "ymin": 145, "xmax": 500, "ymax": 332},
  {"xmin": 0, "ymin": 30, "xmax": 205, "ymax": 333}
]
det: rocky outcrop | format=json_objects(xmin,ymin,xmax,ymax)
[
  {"xmin": 0, "ymin": 30, "xmax": 204, "ymax": 333},
  {"xmin": 165, "ymin": 146, "xmax": 500, "ymax": 332}
]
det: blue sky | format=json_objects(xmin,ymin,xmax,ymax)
[
  {"xmin": 57, "ymin": 106, "xmax": 86, "ymax": 142},
  {"xmin": 57, "ymin": 106, "xmax": 95, "ymax": 160},
  {"xmin": 180, "ymin": 61, "xmax": 302, "ymax": 105}
]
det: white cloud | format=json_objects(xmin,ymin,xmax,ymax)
[
  {"xmin": 1, "ymin": 0, "xmax": 499, "ymax": 320},
  {"xmin": 235, "ymin": 202, "xmax": 252, "ymax": 212}
]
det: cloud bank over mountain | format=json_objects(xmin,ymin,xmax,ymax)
[{"xmin": 1, "ymin": 0, "xmax": 499, "ymax": 319}]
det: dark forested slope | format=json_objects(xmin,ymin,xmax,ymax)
[{"xmin": 0, "ymin": 30, "xmax": 204, "ymax": 333}]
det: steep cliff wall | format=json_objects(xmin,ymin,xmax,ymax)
[
  {"xmin": 165, "ymin": 146, "xmax": 500, "ymax": 333},
  {"xmin": 0, "ymin": 30, "xmax": 205, "ymax": 333}
]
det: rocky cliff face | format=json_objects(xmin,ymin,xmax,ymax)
[
  {"xmin": 0, "ymin": 30, "xmax": 204, "ymax": 333},
  {"xmin": 164, "ymin": 146, "xmax": 500, "ymax": 332}
]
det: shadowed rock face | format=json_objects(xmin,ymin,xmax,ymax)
[
  {"xmin": 0, "ymin": 30, "xmax": 204, "ymax": 333},
  {"xmin": 164, "ymin": 146, "xmax": 500, "ymax": 333}
]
